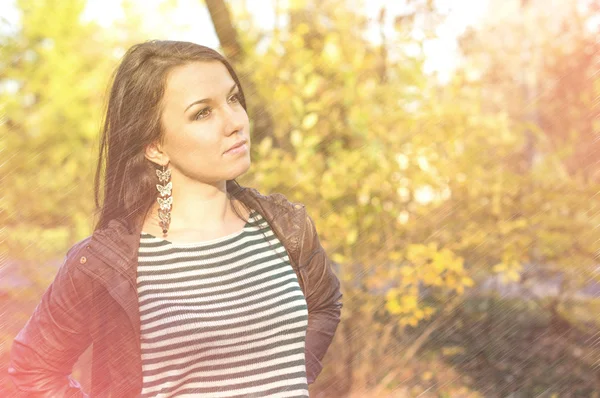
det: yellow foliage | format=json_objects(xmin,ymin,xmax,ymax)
[
  {"xmin": 257, "ymin": 136, "xmax": 273, "ymax": 156},
  {"xmin": 346, "ymin": 228, "xmax": 358, "ymax": 245},
  {"xmin": 301, "ymin": 113, "xmax": 319, "ymax": 130},
  {"xmin": 493, "ymin": 262, "xmax": 507, "ymax": 273},
  {"xmin": 401, "ymin": 295, "xmax": 418, "ymax": 311},
  {"xmin": 302, "ymin": 76, "xmax": 320, "ymax": 98},
  {"xmin": 290, "ymin": 129, "xmax": 302, "ymax": 147},
  {"xmin": 462, "ymin": 276, "xmax": 475, "ymax": 287},
  {"xmin": 294, "ymin": 22, "xmax": 310, "ymax": 35},
  {"xmin": 332, "ymin": 252, "xmax": 349, "ymax": 264},
  {"xmin": 386, "ymin": 298, "xmax": 403, "ymax": 315},
  {"xmin": 388, "ymin": 251, "xmax": 403, "ymax": 261},
  {"xmin": 322, "ymin": 35, "xmax": 341, "ymax": 64},
  {"xmin": 501, "ymin": 269, "xmax": 521, "ymax": 284},
  {"xmin": 423, "ymin": 307, "xmax": 436, "ymax": 317},
  {"xmin": 406, "ymin": 244, "xmax": 430, "ymax": 264}
]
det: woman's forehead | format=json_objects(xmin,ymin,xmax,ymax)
[{"xmin": 163, "ymin": 61, "xmax": 235, "ymax": 106}]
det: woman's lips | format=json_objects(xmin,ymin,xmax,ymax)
[{"xmin": 224, "ymin": 142, "xmax": 248, "ymax": 155}]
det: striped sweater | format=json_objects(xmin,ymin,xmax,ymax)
[{"xmin": 136, "ymin": 209, "xmax": 309, "ymax": 397}]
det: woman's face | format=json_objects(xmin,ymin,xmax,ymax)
[{"xmin": 153, "ymin": 60, "xmax": 251, "ymax": 183}]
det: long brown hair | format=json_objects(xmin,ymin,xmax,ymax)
[{"xmin": 93, "ymin": 40, "xmax": 250, "ymax": 233}]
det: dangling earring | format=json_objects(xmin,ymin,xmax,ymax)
[{"xmin": 156, "ymin": 163, "xmax": 172, "ymax": 237}]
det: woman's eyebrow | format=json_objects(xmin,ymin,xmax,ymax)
[{"xmin": 184, "ymin": 83, "xmax": 238, "ymax": 113}]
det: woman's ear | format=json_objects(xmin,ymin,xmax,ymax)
[{"xmin": 144, "ymin": 141, "xmax": 169, "ymax": 166}]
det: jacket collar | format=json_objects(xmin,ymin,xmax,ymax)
[{"xmin": 84, "ymin": 181, "xmax": 306, "ymax": 340}]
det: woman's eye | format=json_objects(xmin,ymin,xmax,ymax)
[
  {"xmin": 194, "ymin": 94, "xmax": 240, "ymax": 120},
  {"xmin": 195, "ymin": 108, "xmax": 211, "ymax": 120}
]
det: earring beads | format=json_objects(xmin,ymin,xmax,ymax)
[{"xmin": 156, "ymin": 163, "xmax": 172, "ymax": 237}]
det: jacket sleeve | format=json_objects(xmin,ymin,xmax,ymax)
[
  {"xmin": 8, "ymin": 242, "xmax": 92, "ymax": 397},
  {"xmin": 301, "ymin": 213, "xmax": 343, "ymax": 385}
]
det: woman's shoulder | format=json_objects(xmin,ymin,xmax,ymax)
[
  {"xmin": 269, "ymin": 192, "xmax": 306, "ymax": 211},
  {"xmin": 62, "ymin": 236, "xmax": 94, "ymax": 272},
  {"xmin": 242, "ymin": 185, "xmax": 306, "ymax": 212},
  {"xmin": 66, "ymin": 236, "xmax": 92, "ymax": 257}
]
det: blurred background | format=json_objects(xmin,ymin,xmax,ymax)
[{"xmin": 1, "ymin": 0, "xmax": 599, "ymax": 396}]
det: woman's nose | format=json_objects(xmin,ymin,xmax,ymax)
[{"xmin": 223, "ymin": 104, "xmax": 245, "ymax": 132}]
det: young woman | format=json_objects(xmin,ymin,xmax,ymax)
[{"xmin": 8, "ymin": 40, "xmax": 343, "ymax": 397}]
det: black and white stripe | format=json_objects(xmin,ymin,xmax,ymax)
[{"xmin": 136, "ymin": 210, "xmax": 309, "ymax": 397}]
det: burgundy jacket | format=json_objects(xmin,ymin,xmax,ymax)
[{"xmin": 8, "ymin": 182, "xmax": 343, "ymax": 397}]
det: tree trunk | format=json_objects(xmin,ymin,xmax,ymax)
[{"xmin": 205, "ymin": 0, "xmax": 277, "ymax": 147}]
